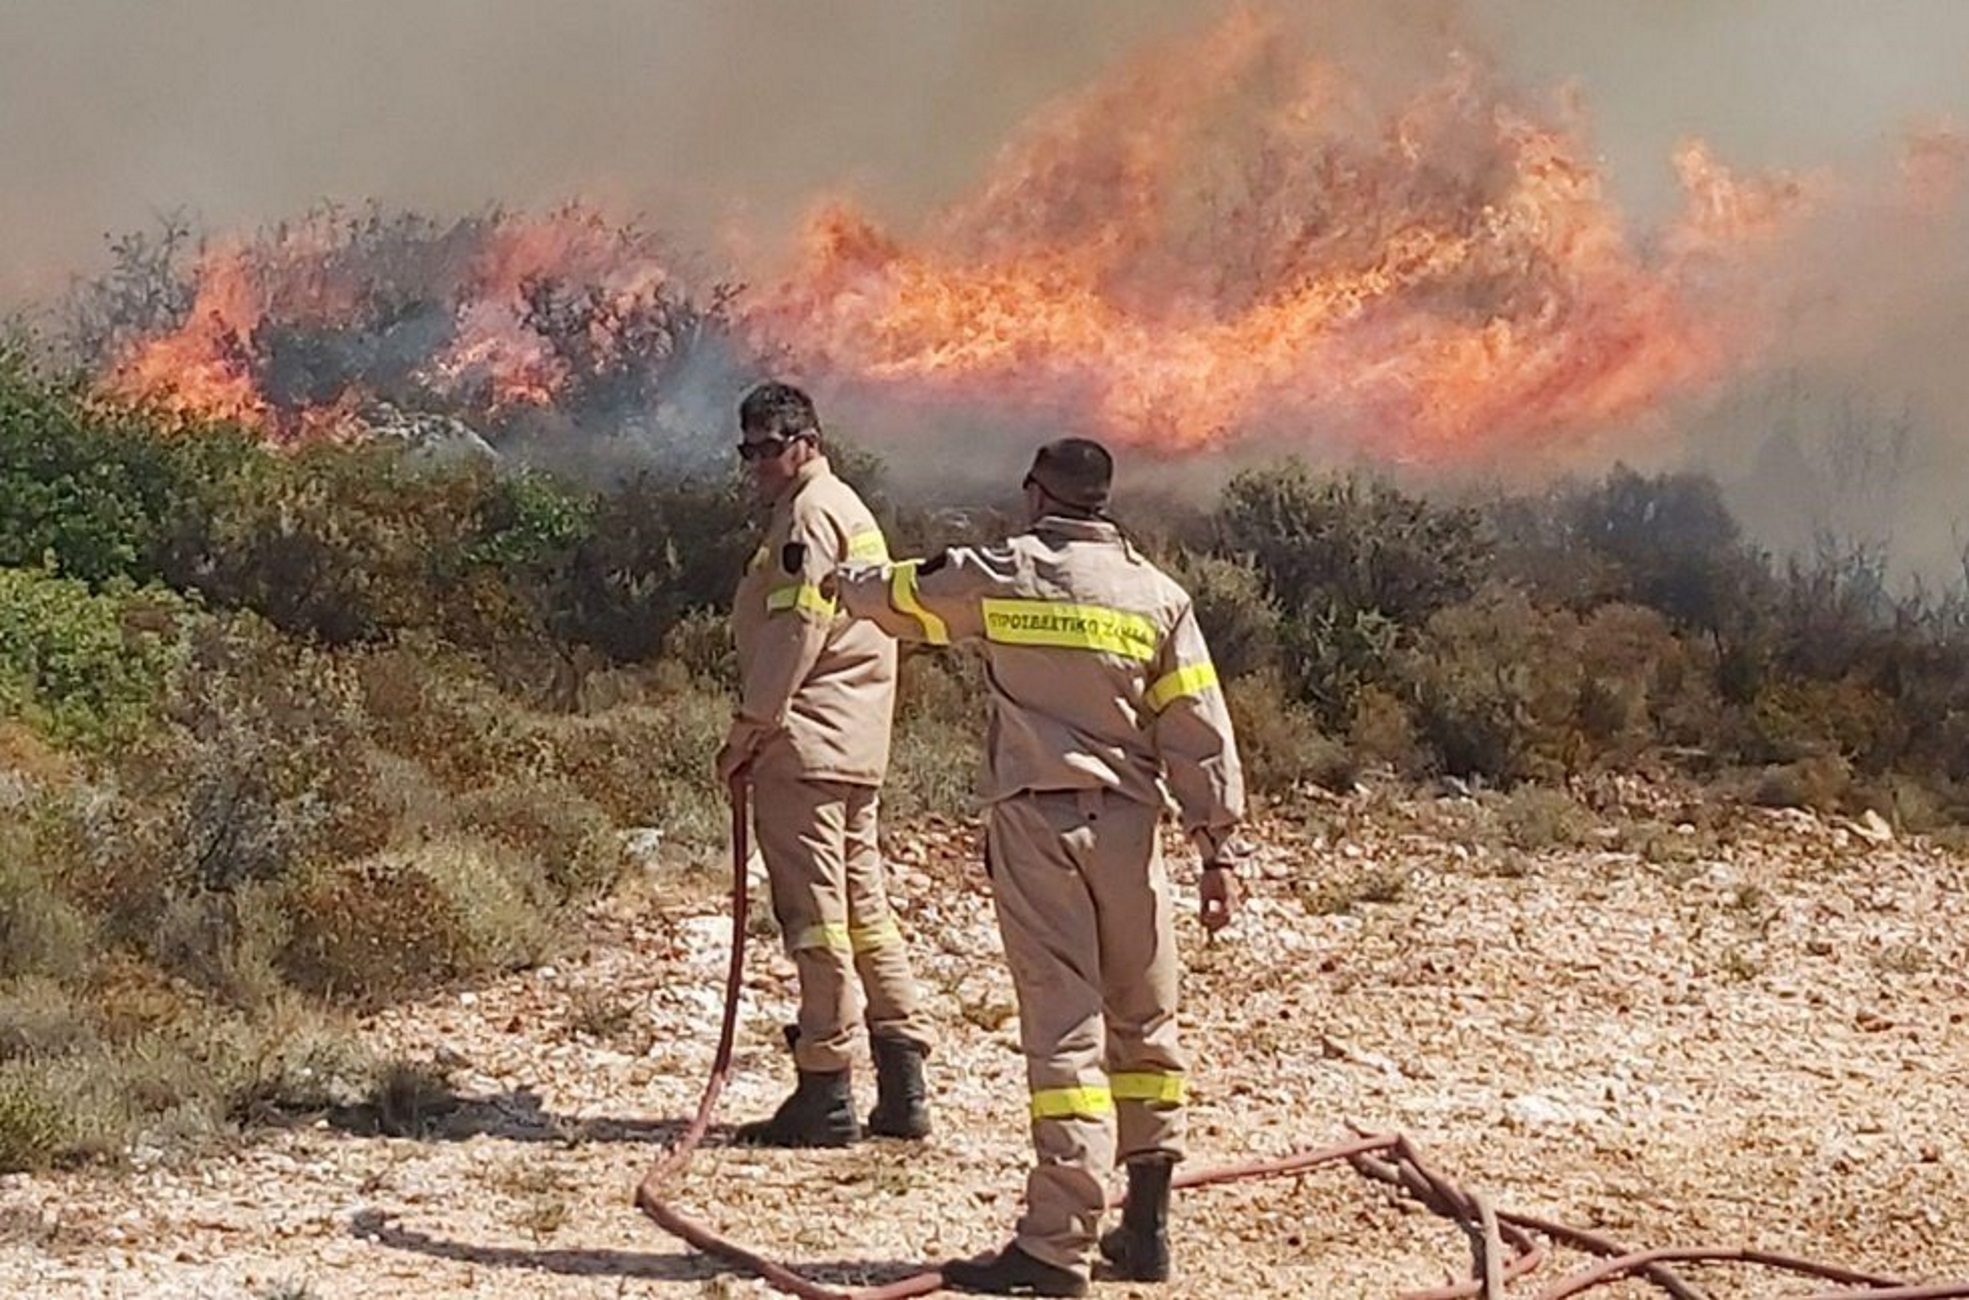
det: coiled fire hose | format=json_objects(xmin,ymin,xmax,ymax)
[{"xmin": 631, "ymin": 781, "xmax": 1969, "ymax": 1299}]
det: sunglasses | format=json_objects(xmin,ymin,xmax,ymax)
[{"xmin": 736, "ymin": 432, "xmax": 812, "ymax": 462}]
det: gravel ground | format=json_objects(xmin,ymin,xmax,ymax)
[{"xmin": 3, "ymin": 782, "xmax": 1966, "ymax": 1299}]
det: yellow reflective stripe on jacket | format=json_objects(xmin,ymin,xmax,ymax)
[
  {"xmin": 1030, "ymin": 1085, "xmax": 1115, "ymax": 1121},
  {"xmin": 1111, "ymin": 1071, "xmax": 1188, "ymax": 1105},
  {"xmin": 790, "ymin": 922, "xmax": 851, "ymax": 953},
  {"xmin": 981, "ymin": 599, "xmax": 1158, "ymax": 662},
  {"xmin": 849, "ymin": 916, "xmax": 902, "ymax": 953},
  {"xmin": 846, "ymin": 528, "xmax": 890, "ymax": 562},
  {"xmin": 1145, "ymin": 662, "xmax": 1220, "ymax": 713},
  {"xmin": 765, "ymin": 583, "xmax": 837, "ymax": 617},
  {"xmin": 891, "ymin": 562, "xmax": 951, "ymax": 646}
]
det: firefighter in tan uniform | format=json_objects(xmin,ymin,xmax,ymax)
[
  {"xmin": 717, "ymin": 381, "xmax": 935, "ymax": 1148},
  {"xmin": 832, "ymin": 437, "xmax": 1246, "ymax": 1295}
]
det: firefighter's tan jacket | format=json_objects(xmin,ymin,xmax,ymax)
[
  {"xmin": 727, "ymin": 456, "xmax": 897, "ymax": 785},
  {"xmin": 837, "ymin": 516, "xmax": 1245, "ymax": 859}
]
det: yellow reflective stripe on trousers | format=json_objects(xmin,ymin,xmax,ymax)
[
  {"xmin": 1145, "ymin": 661, "xmax": 1220, "ymax": 712},
  {"xmin": 891, "ymin": 562, "xmax": 950, "ymax": 646},
  {"xmin": 765, "ymin": 583, "xmax": 837, "ymax": 617},
  {"xmin": 981, "ymin": 599, "xmax": 1158, "ymax": 662},
  {"xmin": 1111, "ymin": 1071, "xmax": 1188, "ymax": 1105},
  {"xmin": 790, "ymin": 922, "xmax": 851, "ymax": 953},
  {"xmin": 849, "ymin": 916, "xmax": 902, "ymax": 953},
  {"xmin": 1030, "ymin": 1085, "xmax": 1115, "ymax": 1121},
  {"xmin": 846, "ymin": 528, "xmax": 890, "ymax": 562}
]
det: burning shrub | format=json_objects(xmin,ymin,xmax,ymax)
[{"xmin": 68, "ymin": 203, "xmax": 757, "ymax": 466}]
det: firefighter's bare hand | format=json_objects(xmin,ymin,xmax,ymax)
[
  {"xmin": 1199, "ymin": 865, "xmax": 1237, "ymax": 933},
  {"xmin": 714, "ymin": 739, "xmax": 753, "ymax": 785}
]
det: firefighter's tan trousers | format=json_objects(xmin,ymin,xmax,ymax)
[
  {"xmin": 752, "ymin": 766, "xmax": 933, "ymax": 1074},
  {"xmin": 986, "ymin": 788, "xmax": 1185, "ymax": 1276}
]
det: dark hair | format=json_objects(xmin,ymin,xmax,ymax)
[{"xmin": 739, "ymin": 381, "xmax": 821, "ymax": 441}]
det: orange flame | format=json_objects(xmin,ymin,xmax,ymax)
[
  {"xmin": 102, "ymin": 7, "xmax": 1883, "ymax": 468},
  {"xmin": 419, "ymin": 205, "xmax": 676, "ymax": 411},
  {"xmin": 106, "ymin": 205, "xmax": 684, "ymax": 439},
  {"xmin": 749, "ymin": 11, "xmax": 1810, "ymax": 464},
  {"xmin": 110, "ymin": 244, "xmax": 270, "ymax": 430}
]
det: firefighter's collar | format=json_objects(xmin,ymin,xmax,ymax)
[
  {"xmin": 1031, "ymin": 514, "xmax": 1120, "ymax": 543},
  {"xmin": 766, "ymin": 454, "xmax": 832, "ymax": 506}
]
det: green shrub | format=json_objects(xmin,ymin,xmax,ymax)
[
  {"xmin": 1216, "ymin": 464, "xmax": 1492, "ymax": 627},
  {"xmin": 353, "ymin": 641, "xmax": 538, "ymax": 793},
  {"xmin": 1745, "ymin": 676, "xmax": 1902, "ymax": 769},
  {"xmin": 1402, "ymin": 586, "xmax": 1583, "ymax": 785},
  {"xmin": 1224, "ymin": 670, "xmax": 1357, "ymax": 797},
  {"xmin": 280, "ymin": 862, "xmax": 468, "ymax": 1004},
  {"xmin": 0, "ymin": 1071, "xmax": 68, "ymax": 1172},
  {"xmin": 0, "ymin": 568, "xmax": 190, "ymax": 748},
  {"xmin": 414, "ymin": 839, "xmax": 559, "ymax": 975},
  {"xmin": 1213, "ymin": 464, "xmax": 1491, "ymax": 726},
  {"xmin": 0, "ymin": 979, "xmax": 94, "ymax": 1062},
  {"xmin": 1568, "ymin": 465, "xmax": 1757, "ymax": 635},
  {"xmin": 887, "ymin": 649, "xmax": 985, "ymax": 820},
  {"xmin": 0, "ymin": 351, "xmax": 241, "ymax": 587},
  {"xmin": 0, "ymin": 847, "xmax": 94, "ymax": 983},
  {"xmin": 453, "ymin": 779, "xmax": 621, "ymax": 899},
  {"xmin": 126, "ymin": 616, "xmax": 390, "ymax": 891},
  {"xmin": 1161, "ymin": 550, "xmax": 1283, "ymax": 681},
  {"xmin": 1346, "ymin": 685, "xmax": 1422, "ymax": 773},
  {"xmin": 556, "ymin": 474, "xmax": 752, "ymax": 663},
  {"xmin": 191, "ymin": 444, "xmax": 504, "ymax": 645},
  {"xmin": 1493, "ymin": 785, "xmax": 1598, "ymax": 851},
  {"xmin": 657, "ymin": 609, "xmax": 738, "ymax": 689}
]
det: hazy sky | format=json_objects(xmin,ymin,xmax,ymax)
[{"xmin": 4, "ymin": 1, "xmax": 1968, "ymax": 302}]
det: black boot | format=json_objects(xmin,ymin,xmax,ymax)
[
  {"xmin": 1098, "ymin": 1159, "xmax": 1173, "ymax": 1281},
  {"xmin": 866, "ymin": 1037, "xmax": 931, "ymax": 1139},
  {"xmin": 941, "ymin": 1243, "xmax": 1087, "ymax": 1297},
  {"xmin": 733, "ymin": 1068, "xmax": 860, "ymax": 1148}
]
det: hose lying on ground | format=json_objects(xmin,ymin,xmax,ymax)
[{"xmin": 633, "ymin": 782, "xmax": 1969, "ymax": 1299}]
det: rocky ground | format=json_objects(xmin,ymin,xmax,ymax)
[{"xmin": 4, "ymin": 778, "xmax": 1967, "ymax": 1300}]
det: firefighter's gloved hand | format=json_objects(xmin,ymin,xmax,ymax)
[{"xmin": 1199, "ymin": 864, "xmax": 1238, "ymax": 932}]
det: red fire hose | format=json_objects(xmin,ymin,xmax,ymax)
[{"xmin": 632, "ymin": 782, "xmax": 1969, "ymax": 1299}]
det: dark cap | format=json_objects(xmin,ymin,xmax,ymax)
[{"xmin": 1024, "ymin": 438, "xmax": 1114, "ymax": 512}]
